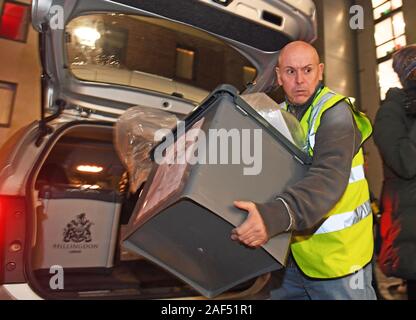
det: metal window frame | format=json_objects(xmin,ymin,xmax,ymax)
[
  {"xmin": 0, "ymin": 80, "xmax": 17, "ymax": 128},
  {"xmin": 372, "ymin": 0, "xmax": 404, "ymax": 60}
]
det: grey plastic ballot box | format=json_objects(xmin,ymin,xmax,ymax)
[{"xmin": 123, "ymin": 85, "xmax": 311, "ymax": 298}]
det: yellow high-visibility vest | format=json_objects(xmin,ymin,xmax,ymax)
[{"xmin": 282, "ymin": 86, "xmax": 374, "ymax": 278}]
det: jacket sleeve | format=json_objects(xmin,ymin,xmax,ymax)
[
  {"xmin": 256, "ymin": 101, "xmax": 362, "ymax": 236},
  {"xmin": 373, "ymin": 95, "xmax": 416, "ymax": 180}
]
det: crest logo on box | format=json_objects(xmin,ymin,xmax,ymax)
[{"xmin": 63, "ymin": 213, "xmax": 94, "ymax": 243}]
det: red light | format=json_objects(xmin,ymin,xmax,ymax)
[
  {"xmin": 0, "ymin": 196, "xmax": 27, "ymax": 284},
  {"xmin": 0, "ymin": 2, "xmax": 30, "ymax": 42},
  {"xmin": 0, "ymin": 198, "xmax": 5, "ymax": 283},
  {"xmin": 0, "ymin": 197, "xmax": 4, "ymax": 239}
]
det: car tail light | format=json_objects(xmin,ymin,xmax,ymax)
[
  {"xmin": 0, "ymin": 196, "xmax": 26, "ymax": 284},
  {"xmin": 0, "ymin": 198, "xmax": 3, "ymax": 283}
]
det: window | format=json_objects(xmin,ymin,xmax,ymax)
[
  {"xmin": 0, "ymin": 1, "xmax": 30, "ymax": 42},
  {"xmin": 0, "ymin": 81, "xmax": 17, "ymax": 127},
  {"xmin": 377, "ymin": 59, "xmax": 401, "ymax": 100},
  {"xmin": 374, "ymin": 11, "xmax": 406, "ymax": 59},
  {"xmin": 372, "ymin": 0, "xmax": 406, "ymax": 99},
  {"xmin": 66, "ymin": 14, "xmax": 257, "ymax": 103},
  {"xmin": 373, "ymin": 0, "xmax": 403, "ymax": 20}
]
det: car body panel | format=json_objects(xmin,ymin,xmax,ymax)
[
  {"xmin": 31, "ymin": 0, "xmax": 317, "ymax": 120},
  {"xmin": 199, "ymin": 0, "xmax": 317, "ymax": 41},
  {"xmin": 0, "ymin": 0, "xmax": 317, "ymax": 299},
  {"xmin": 1, "ymin": 284, "xmax": 43, "ymax": 300}
]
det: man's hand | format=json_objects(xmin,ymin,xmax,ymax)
[{"xmin": 231, "ymin": 201, "xmax": 269, "ymax": 248}]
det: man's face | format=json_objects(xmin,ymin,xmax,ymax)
[{"xmin": 276, "ymin": 49, "xmax": 324, "ymax": 106}]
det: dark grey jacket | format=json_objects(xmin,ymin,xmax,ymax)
[
  {"xmin": 257, "ymin": 100, "xmax": 362, "ymax": 236},
  {"xmin": 374, "ymin": 87, "xmax": 416, "ymax": 279}
]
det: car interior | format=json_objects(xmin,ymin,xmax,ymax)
[{"xmin": 29, "ymin": 124, "xmax": 264, "ymax": 299}]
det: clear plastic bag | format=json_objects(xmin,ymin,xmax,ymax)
[
  {"xmin": 114, "ymin": 106, "xmax": 178, "ymax": 193},
  {"xmin": 241, "ymin": 92, "xmax": 307, "ymax": 152}
]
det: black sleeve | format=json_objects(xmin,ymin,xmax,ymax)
[
  {"xmin": 256, "ymin": 101, "xmax": 362, "ymax": 236},
  {"xmin": 373, "ymin": 98, "xmax": 416, "ymax": 180}
]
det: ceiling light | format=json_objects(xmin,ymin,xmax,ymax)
[
  {"xmin": 73, "ymin": 26, "xmax": 101, "ymax": 47},
  {"xmin": 76, "ymin": 165, "xmax": 103, "ymax": 173}
]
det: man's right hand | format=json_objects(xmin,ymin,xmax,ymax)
[{"xmin": 231, "ymin": 201, "xmax": 269, "ymax": 248}]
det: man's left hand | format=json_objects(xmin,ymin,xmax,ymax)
[{"xmin": 231, "ymin": 201, "xmax": 269, "ymax": 248}]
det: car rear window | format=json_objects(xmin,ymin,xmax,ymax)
[{"xmin": 65, "ymin": 13, "xmax": 257, "ymax": 103}]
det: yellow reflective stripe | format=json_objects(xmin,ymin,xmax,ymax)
[
  {"xmin": 311, "ymin": 94, "xmax": 346, "ymax": 134},
  {"xmin": 314, "ymin": 201, "xmax": 371, "ymax": 235},
  {"xmin": 291, "ymin": 214, "xmax": 374, "ymax": 278},
  {"xmin": 308, "ymin": 133, "xmax": 316, "ymax": 149},
  {"xmin": 306, "ymin": 92, "xmax": 337, "ymax": 150},
  {"xmin": 352, "ymin": 150, "xmax": 364, "ymax": 167},
  {"xmin": 327, "ymin": 179, "xmax": 369, "ymax": 216},
  {"xmin": 349, "ymin": 165, "xmax": 365, "ymax": 183}
]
